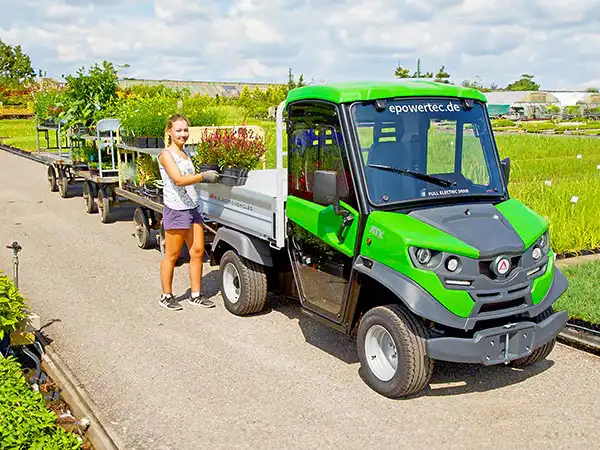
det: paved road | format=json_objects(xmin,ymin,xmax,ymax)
[{"xmin": 1, "ymin": 150, "xmax": 599, "ymax": 450}]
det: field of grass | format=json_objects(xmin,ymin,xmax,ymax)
[
  {"xmin": 0, "ymin": 119, "xmax": 37, "ymax": 151},
  {"xmin": 496, "ymin": 134, "xmax": 600, "ymax": 255},
  {"xmin": 554, "ymin": 259, "xmax": 600, "ymax": 324}
]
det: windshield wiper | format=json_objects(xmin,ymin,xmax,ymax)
[{"xmin": 368, "ymin": 164, "xmax": 457, "ymax": 188}]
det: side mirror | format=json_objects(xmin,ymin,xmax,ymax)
[
  {"xmin": 313, "ymin": 170, "xmax": 339, "ymax": 206},
  {"xmin": 501, "ymin": 157, "xmax": 511, "ymax": 184}
]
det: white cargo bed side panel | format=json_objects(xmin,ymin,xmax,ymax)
[{"xmin": 199, "ymin": 169, "xmax": 279, "ymax": 242}]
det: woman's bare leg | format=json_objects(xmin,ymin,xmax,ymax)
[
  {"xmin": 161, "ymin": 229, "xmax": 187, "ymax": 294},
  {"xmin": 185, "ymin": 223, "xmax": 205, "ymax": 293}
]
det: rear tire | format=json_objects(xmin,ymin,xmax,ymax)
[
  {"xmin": 357, "ymin": 304, "xmax": 433, "ymax": 398},
  {"xmin": 83, "ymin": 181, "xmax": 97, "ymax": 214},
  {"xmin": 47, "ymin": 166, "xmax": 58, "ymax": 192},
  {"xmin": 134, "ymin": 207, "xmax": 152, "ymax": 249},
  {"xmin": 511, "ymin": 308, "xmax": 556, "ymax": 368},
  {"xmin": 219, "ymin": 250, "xmax": 267, "ymax": 316},
  {"xmin": 97, "ymin": 187, "xmax": 110, "ymax": 223},
  {"xmin": 58, "ymin": 172, "xmax": 69, "ymax": 198}
]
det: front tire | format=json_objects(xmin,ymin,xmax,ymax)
[
  {"xmin": 219, "ymin": 250, "xmax": 267, "ymax": 316},
  {"xmin": 357, "ymin": 304, "xmax": 433, "ymax": 398}
]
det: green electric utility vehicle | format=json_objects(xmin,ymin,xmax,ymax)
[{"xmin": 200, "ymin": 81, "xmax": 569, "ymax": 398}]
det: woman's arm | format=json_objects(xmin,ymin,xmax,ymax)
[{"xmin": 159, "ymin": 151, "xmax": 203, "ymax": 186}]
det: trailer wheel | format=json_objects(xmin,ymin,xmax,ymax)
[
  {"xmin": 134, "ymin": 207, "xmax": 152, "ymax": 249},
  {"xmin": 97, "ymin": 187, "xmax": 111, "ymax": 223},
  {"xmin": 58, "ymin": 172, "xmax": 69, "ymax": 198},
  {"xmin": 511, "ymin": 308, "xmax": 556, "ymax": 368},
  {"xmin": 82, "ymin": 181, "xmax": 97, "ymax": 214},
  {"xmin": 357, "ymin": 304, "xmax": 433, "ymax": 398},
  {"xmin": 219, "ymin": 250, "xmax": 267, "ymax": 316},
  {"xmin": 47, "ymin": 166, "xmax": 58, "ymax": 192}
]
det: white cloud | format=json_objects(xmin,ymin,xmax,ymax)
[{"xmin": 0, "ymin": 0, "xmax": 599, "ymax": 89}]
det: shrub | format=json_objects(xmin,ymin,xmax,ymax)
[
  {"xmin": 0, "ymin": 356, "xmax": 81, "ymax": 449},
  {"xmin": 0, "ymin": 271, "xmax": 27, "ymax": 340}
]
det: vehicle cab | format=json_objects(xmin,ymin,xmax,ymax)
[{"xmin": 281, "ymin": 81, "xmax": 568, "ymax": 397}]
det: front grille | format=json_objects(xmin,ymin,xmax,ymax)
[{"xmin": 478, "ymin": 297, "xmax": 526, "ymax": 313}]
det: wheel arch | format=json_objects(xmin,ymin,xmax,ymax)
[
  {"xmin": 211, "ymin": 227, "xmax": 273, "ymax": 267},
  {"xmin": 351, "ymin": 259, "xmax": 469, "ymax": 332}
]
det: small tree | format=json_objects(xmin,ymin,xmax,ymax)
[
  {"xmin": 286, "ymin": 68, "xmax": 305, "ymax": 93},
  {"xmin": 434, "ymin": 65, "xmax": 450, "ymax": 84},
  {"xmin": 505, "ymin": 74, "xmax": 540, "ymax": 91},
  {"xmin": 394, "ymin": 63, "xmax": 410, "ymax": 79},
  {"xmin": 0, "ymin": 39, "xmax": 35, "ymax": 84}
]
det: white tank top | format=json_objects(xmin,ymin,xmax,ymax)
[{"xmin": 158, "ymin": 148, "xmax": 201, "ymax": 211}]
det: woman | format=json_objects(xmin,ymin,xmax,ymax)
[{"xmin": 158, "ymin": 114, "xmax": 219, "ymax": 311}]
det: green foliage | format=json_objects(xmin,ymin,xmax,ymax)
[
  {"xmin": 394, "ymin": 64, "xmax": 410, "ymax": 79},
  {"xmin": 33, "ymin": 89, "xmax": 66, "ymax": 122},
  {"xmin": 60, "ymin": 61, "xmax": 119, "ymax": 127},
  {"xmin": 118, "ymin": 95, "xmax": 177, "ymax": 137},
  {"xmin": 0, "ymin": 39, "xmax": 35, "ymax": 83},
  {"xmin": 505, "ymin": 73, "xmax": 540, "ymax": 91},
  {"xmin": 136, "ymin": 153, "xmax": 160, "ymax": 186},
  {"xmin": 0, "ymin": 272, "xmax": 27, "ymax": 340},
  {"xmin": 491, "ymin": 118, "xmax": 516, "ymax": 128},
  {"xmin": 286, "ymin": 68, "xmax": 305, "ymax": 93},
  {"xmin": 434, "ymin": 65, "xmax": 450, "ymax": 84},
  {"xmin": 0, "ymin": 356, "xmax": 81, "ymax": 450}
]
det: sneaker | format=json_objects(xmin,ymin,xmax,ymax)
[
  {"xmin": 188, "ymin": 294, "xmax": 216, "ymax": 308},
  {"xmin": 159, "ymin": 293, "xmax": 183, "ymax": 311}
]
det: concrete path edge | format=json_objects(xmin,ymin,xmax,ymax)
[{"xmin": 41, "ymin": 345, "xmax": 126, "ymax": 450}]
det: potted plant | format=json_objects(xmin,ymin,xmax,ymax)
[{"xmin": 192, "ymin": 127, "xmax": 266, "ymax": 186}]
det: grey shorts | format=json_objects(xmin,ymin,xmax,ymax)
[{"xmin": 162, "ymin": 205, "xmax": 203, "ymax": 230}]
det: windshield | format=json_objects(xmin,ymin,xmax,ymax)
[{"xmin": 351, "ymin": 98, "xmax": 505, "ymax": 205}]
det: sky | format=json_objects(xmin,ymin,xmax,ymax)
[{"xmin": 0, "ymin": 0, "xmax": 599, "ymax": 90}]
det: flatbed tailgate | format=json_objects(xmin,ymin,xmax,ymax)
[{"xmin": 198, "ymin": 169, "xmax": 280, "ymax": 243}]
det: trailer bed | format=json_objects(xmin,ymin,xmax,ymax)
[{"xmin": 199, "ymin": 169, "xmax": 283, "ymax": 246}]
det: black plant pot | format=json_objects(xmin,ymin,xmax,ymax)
[
  {"xmin": 0, "ymin": 332, "xmax": 10, "ymax": 357},
  {"xmin": 220, "ymin": 167, "xmax": 248, "ymax": 186},
  {"xmin": 199, "ymin": 164, "xmax": 219, "ymax": 172}
]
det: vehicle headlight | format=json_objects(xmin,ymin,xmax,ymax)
[
  {"xmin": 416, "ymin": 248, "xmax": 432, "ymax": 265},
  {"xmin": 531, "ymin": 231, "xmax": 550, "ymax": 261},
  {"xmin": 446, "ymin": 257, "xmax": 460, "ymax": 272}
]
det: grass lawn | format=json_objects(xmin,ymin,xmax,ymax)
[
  {"xmin": 554, "ymin": 259, "xmax": 600, "ymax": 324},
  {"xmin": 0, "ymin": 118, "xmax": 38, "ymax": 151}
]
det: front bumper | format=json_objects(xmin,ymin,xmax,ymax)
[{"xmin": 426, "ymin": 309, "xmax": 568, "ymax": 365}]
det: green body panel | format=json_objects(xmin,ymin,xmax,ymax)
[
  {"xmin": 496, "ymin": 199, "xmax": 548, "ymax": 248},
  {"xmin": 285, "ymin": 81, "xmax": 488, "ymax": 106},
  {"xmin": 531, "ymin": 251, "xmax": 555, "ymax": 305},
  {"xmin": 286, "ymin": 196, "xmax": 359, "ymax": 257},
  {"xmin": 360, "ymin": 212, "xmax": 477, "ymax": 318},
  {"xmin": 364, "ymin": 211, "xmax": 480, "ymax": 258}
]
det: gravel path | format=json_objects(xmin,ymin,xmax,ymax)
[{"xmin": 1, "ymin": 150, "xmax": 600, "ymax": 450}]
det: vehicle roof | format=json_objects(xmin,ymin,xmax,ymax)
[{"xmin": 285, "ymin": 80, "xmax": 487, "ymax": 105}]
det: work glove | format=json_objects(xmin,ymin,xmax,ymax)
[{"xmin": 200, "ymin": 170, "xmax": 219, "ymax": 183}]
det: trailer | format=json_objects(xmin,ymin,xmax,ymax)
[{"xmin": 32, "ymin": 118, "xmax": 122, "ymax": 220}]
